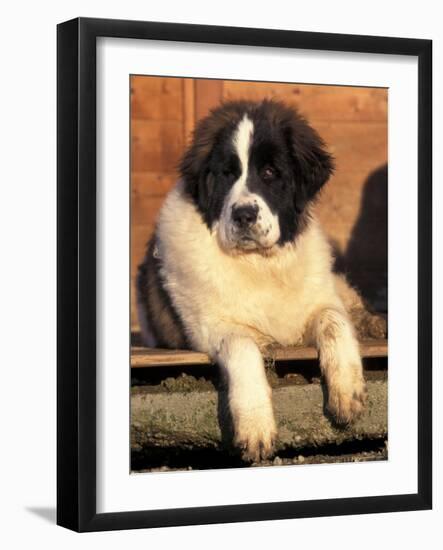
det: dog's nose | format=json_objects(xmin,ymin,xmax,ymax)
[{"xmin": 232, "ymin": 204, "xmax": 258, "ymax": 229}]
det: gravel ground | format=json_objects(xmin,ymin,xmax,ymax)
[{"xmin": 132, "ymin": 440, "xmax": 388, "ymax": 473}]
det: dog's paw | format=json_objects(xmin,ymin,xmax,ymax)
[
  {"xmin": 326, "ymin": 369, "xmax": 367, "ymax": 425},
  {"xmin": 232, "ymin": 402, "xmax": 277, "ymax": 463}
]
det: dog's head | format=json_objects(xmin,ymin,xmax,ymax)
[{"xmin": 180, "ymin": 100, "xmax": 334, "ymax": 253}]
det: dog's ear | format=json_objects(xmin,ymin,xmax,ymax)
[
  {"xmin": 179, "ymin": 120, "xmax": 213, "ymax": 210},
  {"xmin": 180, "ymin": 106, "xmax": 233, "ymax": 212},
  {"xmin": 180, "ymin": 102, "xmax": 249, "ymax": 216},
  {"xmin": 287, "ymin": 114, "xmax": 334, "ymax": 208}
]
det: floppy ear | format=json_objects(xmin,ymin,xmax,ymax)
[
  {"xmin": 180, "ymin": 101, "xmax": 250, "ymax": 213},
  {"xmin": 179, "ymin": 111, "xmax": 227, "ymax": 219},
  {"xmin": 179, "ymin": 105, "xmax": 229, "ymax": 201},
  {"xmin": 287, "ymin": 116, "xmax": 334, "ymax": 208}
]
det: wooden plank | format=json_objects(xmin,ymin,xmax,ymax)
[
  {"xmin": 132, "ymin": 172, "xmax": 177, "ymax": 198},
  {"xmin": 131, "ymin": 75, "xmax": 183, "ymax": 120},
  {"xmin": 182, "ymin": 78, "xmax": 196, "ymax": 144},
  {"xmin": 131, "ymin": 119, "xmax": 183, "ymax": 172},
  {"xmin": 223, "ymin": 81, "xmax": 388, "ymax": 123},
  {"xmin": 195, "ymin": 79, "xmax": 223, "ymax": 121},
  {"xmin": 131, "ymin": 339, "xmax": 388, "ymax": 368},
  {"xmin": 314, "ymin": 122, "xmax": 387, "ymax": 175},
  {"xmin": 314, "ymin": 166, "xmax": 387, "ymax": 254},
  {"xmin": 131, "ymin": 195, "xmax": 167, "ymax": 227}
]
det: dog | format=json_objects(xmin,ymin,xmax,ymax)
[{"xmin": 137, "ymin": 99, "xmax": 370, "ymax": 462}]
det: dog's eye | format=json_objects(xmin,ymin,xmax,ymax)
[
  {"xmin": 262, "ymin": 166, "xmax": 276, "ymax": 181},
  {"xmin": 222, "ymin": 164, "xmax": 238, "ymax": 178}
]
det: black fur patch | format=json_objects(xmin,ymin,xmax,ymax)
[
  {"xmin": 180, "ymin": 99, "xmax": 334, "ymax": 245},
  {"xmin": 137, "ymin": 237, "xmax": 188, "ymax": 349}
]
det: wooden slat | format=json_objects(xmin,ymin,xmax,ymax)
[
  {"xmin": 314, "ymin": 166, "xmax": 387, "ymax": 254},
  {"xmin": 131, "ymin": 119, "xmax": 183, "ymax": 172},
  {"xmin": 131, "ymin": 195, "xmax": 167, "ymax": 227},
  {"xmin": 132, "ymin": 172, "xmax": 177, "ymax": 198},
  {"xmin": 223, "ymin": 81, "xmax": 388, "ymax": 123},
  {"xmin": 314, "ymin": 122, "xmax": 387, "ymax": 175},
  {"xmin": 182, "ymin": 78, "xmax": 196, "ymax": 144},
  {"xmin": 195, "ymin": 79, "xmax": 223, "ymax": 121},
  {"xmin": 131, "ymin": 339, "xmax": 387, "ymax": 368},
  {"xmin": 131, "ymin": 75, "xmax": 183, "ymax": 120}
]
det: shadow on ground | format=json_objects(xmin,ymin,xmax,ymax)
[{"xmin": 26, "ymin": 506, "xmax": 56, "ymax": 524}]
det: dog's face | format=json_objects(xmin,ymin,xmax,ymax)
[{"xmin": 181, "ymin": 100, "xmax": 334, "ymax": 253}]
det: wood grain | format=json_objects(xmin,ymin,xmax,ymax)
[
  {"xmin": 131, "ymin": 119, "xmax": 183, "ymax": 172},
  {"xmin": 195, "ymin": 79, "xmax": 223, "ymax": 121},
  {"xmin": 315, "ymin": 122, "xmax": 387, "ymax": 174},
  {"xmin": 223, "ymin": 81, "xmax": 388, "ymax": 122},
  {"xmin": 131, "ymin": 339, "xmax": 388, "ymax": 368},
  {"xmin": 131, "ymin": 195, "xmax": 167, "ymax": 227},
  {"xmin": 132, "ymin": 172, "xmax": 178, "ymax": 198},
  {"xmin": 314, "ymin": 168, "xmax": 387, "ymax": 254},
  {"xmin": 131, "ymin": 76, "xmax": 183, "ymax": 120},
  {"xmin": 182, "ymin": 78, "xmax": 196, "ymax": 144}
]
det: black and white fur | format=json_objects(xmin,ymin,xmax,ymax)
[{"xmin": 137, "ymin": 100, "xmax": 367, "ymax": 462}]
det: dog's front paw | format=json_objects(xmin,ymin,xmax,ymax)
[
  {"xmin": 326, "ymin": 368, "xmax": 367, "ymax": 425},
  {"xmin": 232, "ymin": 401, "xmax": 277, "ymax": 463}
]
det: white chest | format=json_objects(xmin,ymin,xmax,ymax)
[
  {"xmin": 213, "ymin": 259, "xmax": 314, "ymax": 345},
  {"xmin": 158, "ymin": 186, "xmax": 334, "ymax": 349}
]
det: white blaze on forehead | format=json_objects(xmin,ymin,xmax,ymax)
[
  {"xmin": 232, "ymin": 115, "xmax": 254, "ymax": 193},
  {"xmin": 217, "ymin": 114, "xmax": 280, "ymax": 250}
]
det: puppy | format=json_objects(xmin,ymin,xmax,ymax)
[{"xmin": 137, "ymin": 99, "xmax": 367, "ymax": 462}]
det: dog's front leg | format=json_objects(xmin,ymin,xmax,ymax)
[
  {"xmin": 214, "ymin": 334, "xmax": 277, "ymax": 462},
  {"xmin": 310, "ymin": 307, "xmax": 367, "ymax": 424}
]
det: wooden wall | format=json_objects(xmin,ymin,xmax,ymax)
[{"xmin": 131, "ymin": 77, "xmax": 388, "ymax": 328}]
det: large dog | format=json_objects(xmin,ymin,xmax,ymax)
[{"xmin": 137, "ymin": 99, "xmax": 370, "ymax": 462}]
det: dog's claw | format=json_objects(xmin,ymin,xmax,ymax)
[
  {"xmin": 233, "ymin": 405, "xmax": 277, "ymax": 463},
  {"xmin": 327, "ymin": 376, "xmax": 367, "ymax": 425}
]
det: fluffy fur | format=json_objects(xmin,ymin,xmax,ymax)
[{"xmin": 137, "ymin": 99, "xmax": 368, "ymax": 462}]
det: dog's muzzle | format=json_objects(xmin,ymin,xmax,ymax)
[
  {"xmin": 232, "ymin": 203, "xmax": 258, "ymax": 230},
  {"xmin": 230, "ymin": 203, "xmax": 263, "ymax": 249},
  {"xmin": 219, "ymin": 196, "xmax": 279, "ymax": 252}
]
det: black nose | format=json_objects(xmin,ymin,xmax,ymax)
[{"xmin": 232, "ymin": 204, "xmax": 258, "ymax": 229}]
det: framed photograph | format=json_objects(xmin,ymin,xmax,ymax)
[{"xmin": 57, "ymin": 17, "xmax": 432, "ymax": 532}]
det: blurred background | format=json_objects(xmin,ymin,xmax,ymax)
[{"xmin": 131, "ymin": 76, "xmax": 388, "ymax": 331}]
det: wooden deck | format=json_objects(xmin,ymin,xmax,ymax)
[{"xmin": 131, "ymin": 339, "xmax": 387, "ymax": 368}]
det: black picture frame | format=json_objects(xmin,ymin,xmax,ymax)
[{"xmin": 57, "ymin": 17, "xmax": 432, "ymax": 532}]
